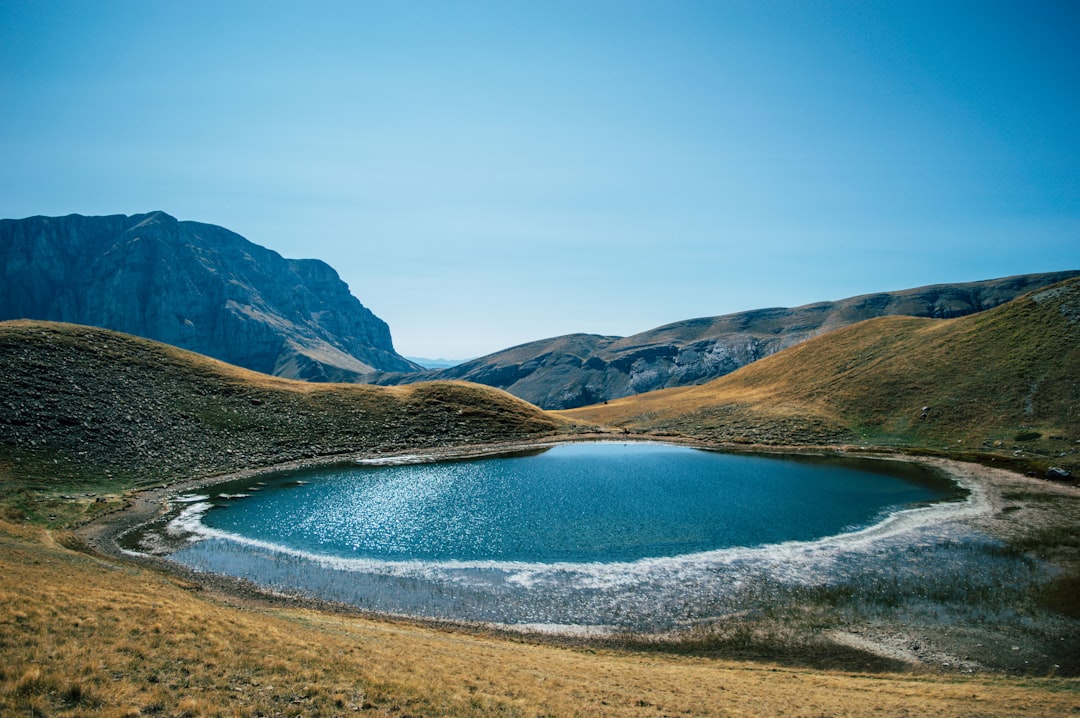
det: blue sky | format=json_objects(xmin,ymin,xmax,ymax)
[{"xmin": 2, "ymin": 1, "xmax": 1078, "ymax": 358}]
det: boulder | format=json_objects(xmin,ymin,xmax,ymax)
[{"xmin": 1046, "ymin": 467, "xmax": 1073, "ymax": 481}]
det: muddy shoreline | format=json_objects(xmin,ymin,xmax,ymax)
[{"xmin": 75, "ymin": 435, "xmax": 1080, "ymax": 674}]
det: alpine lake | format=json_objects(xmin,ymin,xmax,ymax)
[{"xmin": 128, "ymin": 442, "xmax": 1028, "ymax": 635}]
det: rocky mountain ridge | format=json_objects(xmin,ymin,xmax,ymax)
[
  {"xmin": 0, "ymin": 212, "xmax": 419, "ymax": 381},
  {"xmin": 367, "ymin": 271, "xmax": 1080, "ymax": 409}
]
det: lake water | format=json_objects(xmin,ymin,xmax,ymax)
[{"xmin": 154, "ymin": 442, "xmax": 968, "ymax": 630}]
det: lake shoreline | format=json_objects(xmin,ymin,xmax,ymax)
[{"xmin": 75, "ymin": 434, "xmax": 1080, "ymax": 675}]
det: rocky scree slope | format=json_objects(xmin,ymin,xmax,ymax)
[
  {"xmin": 565, "ymin": 277, "xmax": 1080, "ymax": 475},
  {"xmin": 0, "ymin": 212, "xmax": 420, "ymax": 381},
  {"xmin": 368, "ymin": 271, "xmax": 1079, "ymax": 409},
  {"xmin": 0, "ymin": 321, "xmax": 569, "ymax": 495}
]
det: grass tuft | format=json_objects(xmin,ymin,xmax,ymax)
[{"xmin": 15, "ymin": 667, "xmax": 49, "ymax": 696}]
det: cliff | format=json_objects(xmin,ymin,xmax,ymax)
[{"xmin": 0, "ymin": 212, "xmax": 420, "ymax": 379}]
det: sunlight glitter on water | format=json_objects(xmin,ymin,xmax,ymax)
[
  {"xmin": 141, "ymin": 443, "xmax": 987, "ymax": 630},
  {"xmin": 184, "ymin": 443, "xmax": 958, "ymax": 564}
]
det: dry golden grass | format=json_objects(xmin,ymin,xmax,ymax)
[
  {"xmin": 0, "ymin": 319, "xmax": 536, "ymax": 400},
  {"xmin": 4, "ymin": 292, "xmax": 1080, "ymax": 716},
  {"xmin": 562, "ymin": 281, "xmax": 1080, "ymax": 471},
  {"xmin": 1, "ymin": 520, "xmax": 1076, "ymax": 717}
]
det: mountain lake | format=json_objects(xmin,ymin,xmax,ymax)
[{"xmin": 137, "ymin": 442, "xmax": 981, "ymax": 632}]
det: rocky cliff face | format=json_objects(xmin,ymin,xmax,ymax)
[
  {"xmin": 368, "ymin": 271, "xmax": 1080, "ymax": 409},
  {"xmin": 0, "ymin": 212, "xmax": 420, "ymax": 379}
]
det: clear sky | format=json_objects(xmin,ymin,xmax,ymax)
[{"xmin": 2, "ymin": 1, "xmax": 1078, "ymax": 359}]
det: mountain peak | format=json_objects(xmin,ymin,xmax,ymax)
[
  {"xmin": 0, "ymin": 212, "xmax": 421, "ymax": 380},
  {"xmin": 128, "ymin": 210, "xmax": 177, "ymax": 228}
]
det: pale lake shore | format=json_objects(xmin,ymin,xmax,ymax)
[{"xmin": 75, "ymin": 435, "xmax": 1080, "ymax": 676}]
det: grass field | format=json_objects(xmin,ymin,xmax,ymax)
[{"xmin": 2, "ymin": 518, "xmax": 1078, "ymax": 717}]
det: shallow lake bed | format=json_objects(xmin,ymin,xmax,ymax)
[{"xmin": 125, "ymin": 442, "xmax": 998, "ymax": 632}]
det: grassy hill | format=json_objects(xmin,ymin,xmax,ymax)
[
  {"xmin": 369, "ymin": 271, "xmax": 1080, "ymax": 409},
  {"xmin": 2, "ymin": 309, "xmax": 1079, "ymax": 715},
  {"xmin": 563, "ymin": 278, "xmax": 1080, "ymax": 475},
  {"xmin": 0, "ymin": 320, "xmax": 574, "ymax": 525}
]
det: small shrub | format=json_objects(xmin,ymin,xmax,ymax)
[{"xmin": 1015, "ymin": 431, "xmax": 1042, "ymax": 442}]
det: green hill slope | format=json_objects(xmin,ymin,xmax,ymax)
[
  {"xmin": 564, "ymin": 278, "xmax": 1080, "ymax": 473},
  {"xmin": 0, "ymin": 321, "xmax": 571, "ymax": 523}
]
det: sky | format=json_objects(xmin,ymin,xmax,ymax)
[{"xmin": 2, "ymin": 1, "xmax": 1078, "ymax": 359}]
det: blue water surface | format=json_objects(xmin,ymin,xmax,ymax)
[{"xmin": 197, "ymin": 443, "xmax": 952, "ymax": 564}]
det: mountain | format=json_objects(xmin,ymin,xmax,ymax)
[
  {"xmin": 563, "ymin": 276, "xmax": 1080, "ymax": 473},
  {"xmin": 406, "ymin": 356, "xmax": 471, "ymax": 369},
  {"xmin": 367, "ymin": 271, "xmax": 1080, "ymax": 409},
  {"xmin": 0, "ymin": 212, "xmax": 421, "ymax": 381},
  {"xmin": 0, "ymin": 320, "xmax": 570, "ymax": 495}
]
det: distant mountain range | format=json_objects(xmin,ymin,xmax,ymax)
[
  {"xmin": 0, "ymin": 212, "xmax": 420, "ymax": 381},
  {"xmin": 406, "ymin": 356, "xmax": 471, "ymax": 370},
  {"xmin": 366, "ymin": 270, "xmax": 1080, "ymax": 409}
]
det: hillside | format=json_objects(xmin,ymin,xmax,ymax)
[
  {"xmin": 0, "ymin": 320, "xmax": 570, "ymax": 523},
  {"xmin": 564, "ymin": 277, "xmax": 1080, "ymax": 473},
  {"xmin": 0, "ymin": 212, "xmax": 421, "ymax": 381},
  {"xmin": 2, "ymin": 322, "xmax": 1079, "ymax": 715},
  {"xmin": 367, "ymin": 271, "xmax": 1079, "ymax": 409}
]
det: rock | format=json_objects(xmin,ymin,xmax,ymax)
[
  {"xmin": 0, "ymin": 212, "xmax": 421, "ymax": 380},
  {"xmin": 1046, "ymin": 467, "xmax": 1073, "ymax": 481}
]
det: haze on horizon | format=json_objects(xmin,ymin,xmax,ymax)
[{"xmin": 2, "ymin": 0, "xmax": 1078, "ymax": 359}]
